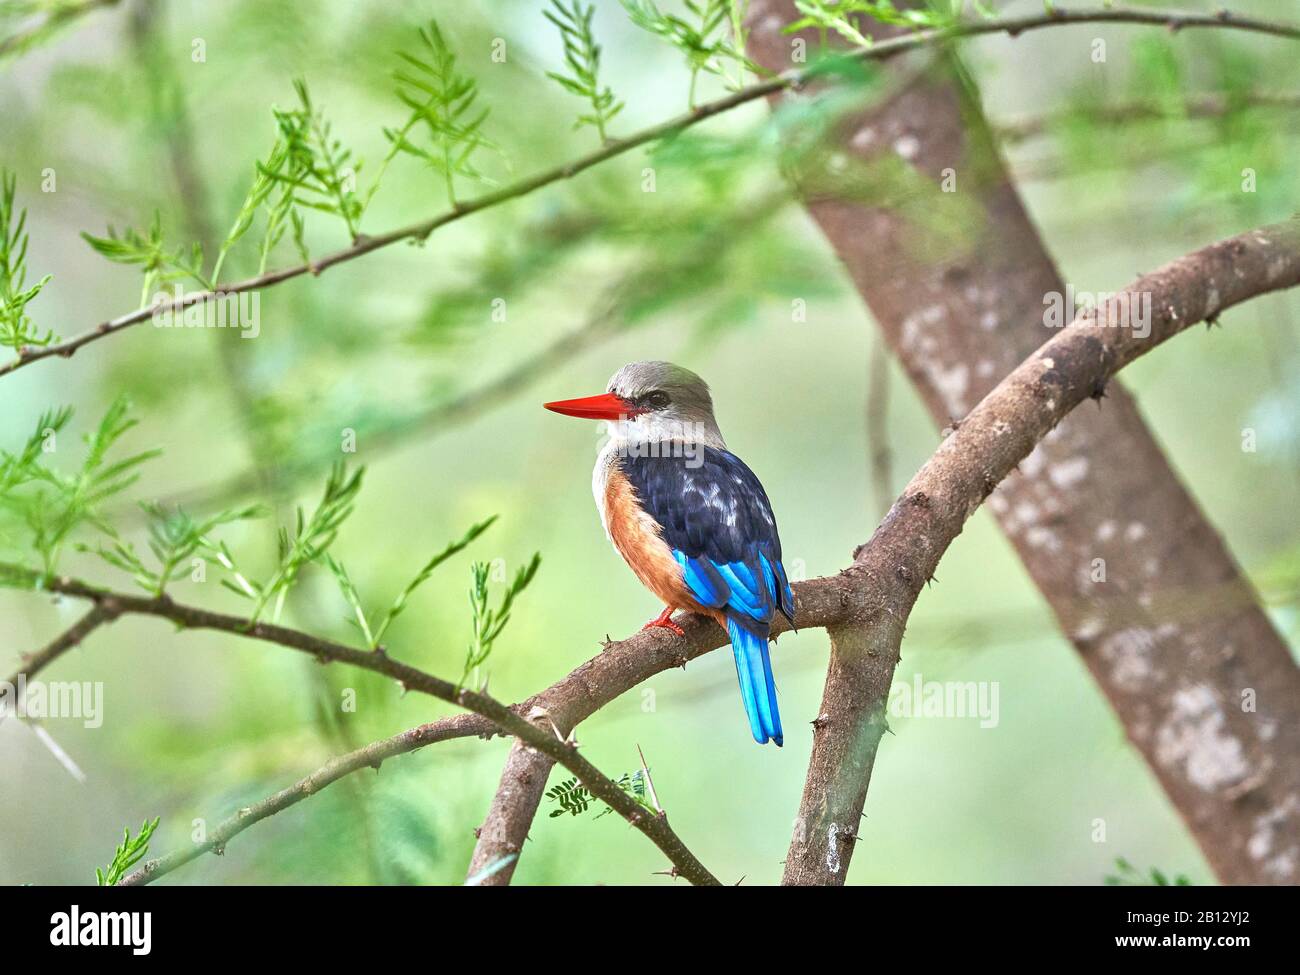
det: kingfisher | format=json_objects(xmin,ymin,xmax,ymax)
[{"xmin": 545, "ymin": 361, "xmax": 795, "ymax": 746}]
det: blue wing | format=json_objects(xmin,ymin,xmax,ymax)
[
  {"xmin": 620, "ymin": 445, "xmax": 795, "ymax": 630},
  {"xmin": 620, "ymin": 445, "xmax": 794, "ymax": 746}
]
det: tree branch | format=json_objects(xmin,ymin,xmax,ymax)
[
  {"xmin": 782, "ymin": 218, "xmax": 1300, "ymax": 883},
  {"xmin": 748, "ymin": 0, "xmax": 1300, "ymax": 885},
  {"xmin": 0, "ymin": 600, "xmax": 121, "ymax": 779},
  {"xmin": 100, "ymin": 567, "xmax": 868, "ymax": 884},
  {"xmin": 2, "ymin": 5, "xmax": 1295, "ymax": 379},
  {"xmin": 0, "ymin": 567, "xmax": 720, "ymax": 885},
  {"xmin": 118, "ymin": 717, "xmax": 476, "ymax": 885},
  {"xmin": 469, "ymin": 216, "xmax": 1300, "ymax": 886},
  {"xmin": 1, "ymin": 600, "xmax": 120, "ymax": 703}
]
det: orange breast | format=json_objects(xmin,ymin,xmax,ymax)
[{"xmin": 604, "ymin": 466, "xmax": 705, "ymax": 614}]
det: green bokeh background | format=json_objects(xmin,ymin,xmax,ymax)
[{"xmin": 1, "ymin": 0, "xmax": 1296, "ymax": 885}]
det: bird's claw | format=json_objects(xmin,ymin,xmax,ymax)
[{"xmin": 642, "ymin": 608, "xmax": 685, "ymax": 637}]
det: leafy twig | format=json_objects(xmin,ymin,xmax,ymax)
[
  {"xmin": 207, "ymin": 462, "xmax": 363, "ymax": 623},
  {"xmin": 4, "ymin": 6, "xmax": 1298, "ymax": 379},
  {"xmin": 91, "ymin": 502, "xmax": 263, "ymax": 597},
  {"xmin": 96, "ymin": 817, "xmax": 159, "ymax": 886},
  {"xmin": 0, "ymin": 398, "xmax": 158, "ymax": 578},
  {"xmin": 1105, "ymin": 857, "xmax": 1192, "ymax": 886},
  {"xmin": 262, "ymin": 80, "xmax": 363, "ymax": 243},
  {"xmin": 545, "ymin": 0, "xmax": 624, "ymax": 143},
  {"xmin": 81, "ymin": 212, "xmax": 208, "ymax": 304},
  {"xmin": 546, "ymin": 768, "xmax": 655, "ymax": 818},
  {"xmin": 463, "ymin": 552, "xmax": 541, "ymax": 688},
  {"xmin": 0, "ymin": 170, "xmax": 55, "ymax": 351},
  {"xmin": 326, "ymin": 515, "xmax": 498, "ymax": 650},
  {"xmin": 385, "ymin": 20, "xmax": 497, "ymax": 207},
  {"xmin": 621, "ymin": 0, "xmax": 757, "ymax": 106}
]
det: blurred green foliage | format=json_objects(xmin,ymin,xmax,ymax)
[{"xmin": 0, "ymin": 0, "xmax": 1296, "ymax": 885}]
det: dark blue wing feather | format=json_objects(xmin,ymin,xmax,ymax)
[
  {"xmin": 620, "ymin": 446, "xmax": 795, "ymax": 629},
  {"xmin": 620, "ymin": 444, "xmax": 793, "ymax": 746}
]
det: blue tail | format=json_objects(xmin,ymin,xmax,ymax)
[{"xmin": 727, "ymin": 617, "xmax": 783, "ymax": 746}]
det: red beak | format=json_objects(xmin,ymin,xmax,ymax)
[{"xmin": 544, "ymin": 392, "xmax": 640, "ymax": 421}]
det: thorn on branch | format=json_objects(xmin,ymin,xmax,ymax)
[
  {"xmin": 1206, "ymin": 314, "xmax": 1221, "ymax": 329},
  {"xmin": 811, "ymin": 712, "xmax": 831, "ymax": 731},
  {"xmin": 1089, "ymin": 379, "xmax": 1108, "ymax": 402}
]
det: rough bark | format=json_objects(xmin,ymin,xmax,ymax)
[{"xmin": 746, "ymin": 1, "xmax": 1300, "ymax": 885}]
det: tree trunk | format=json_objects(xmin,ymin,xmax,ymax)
[{"xmin": 746, "ymin": 0, "xmax": 1300, "ymax": 885}]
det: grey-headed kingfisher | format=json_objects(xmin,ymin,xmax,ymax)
[{"xmin": 545, "ymin": 361, "xmax": 795, "ymax": 745}]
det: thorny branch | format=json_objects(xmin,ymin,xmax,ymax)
[
  {"xmin": 780, "ymin": 218, "xmax": 1300, "ymax": 884},
  {"xmin": 0, "ymin": 565, "xmax": 720, "ymax": 886}
]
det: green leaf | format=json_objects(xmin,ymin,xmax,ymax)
[
  {"xmin": 462, "ymin": 550, "xmax": 541, "ymax": 687},
  {"xmin": 0, "ymin": 170, "xmax": 56, "ymax": 352},
  {"xmin": 380, "ymin": 19, "xmax": 500, "ymax": 207},
  {"xmin": 260, "ymin": 79, "xmax": 364, "ymax": 241},
  {"xmin": 369, "ymin": 515, "xmax": 497, "ymax": 649},
  {"xmin": 0, "ymin": 397, "xmax": 161, "ymax": 578},
  {"xmin": 96, "ymin": 817, "xmax": 160, "ymax": 886},
  {"xmin": 545, "ymin": 0, "xmax": 625, "ymax": 143}
]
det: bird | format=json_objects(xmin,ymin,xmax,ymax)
[{"xmin": 544, "ymin": 361, "xmax": 795, "ymax": 746}]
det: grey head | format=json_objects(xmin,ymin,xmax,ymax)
[{"xmin": 606, "ymin": 360, "xmax": 726, "ymax": 449}]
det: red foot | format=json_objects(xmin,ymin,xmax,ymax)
[{"xmin": 641, "ymin": 606, "xmax": 685, "ymax": 637}]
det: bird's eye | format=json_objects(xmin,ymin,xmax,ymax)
[{"xmin": 644, "ymin": 391, "xmax": 671, "ymax": 409}]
